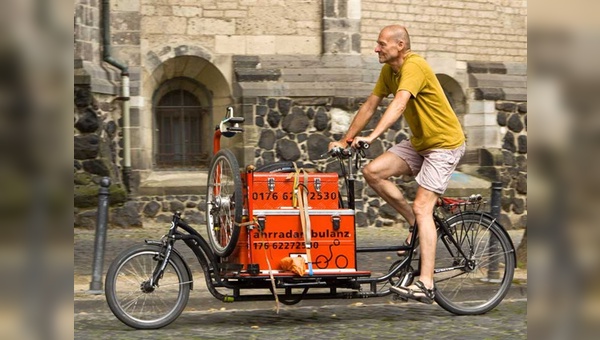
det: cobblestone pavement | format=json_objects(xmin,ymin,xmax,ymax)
[
  {"xmin": 75, "ymin": 298, "xmax": 526, "ymax": 339},
  {"xmin": 75, "ymin": 220, "xmax": 527, "ymax": 339}
]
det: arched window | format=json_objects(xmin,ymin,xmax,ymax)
[{"xmin": 155, "ymin": 89, "xmax": 208, "ymax": 167}]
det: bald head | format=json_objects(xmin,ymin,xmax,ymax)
[{"xmin": 381, "ymin": 25, "xmax": 411, "ymax": 51}]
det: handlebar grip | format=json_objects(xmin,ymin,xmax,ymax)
[
  {"xmin": 327, "ymin": 147, "xmax": 351, "ymax": 159},
  {"xmin": 228, "ymin": 117, "xmax": 245, "ymax": 124},
  {"xmin": 345, "ymin": 138, "xmax": 370, "ymax": 149},
  {"xmin": 357, "ymin": 141, "xmax": 370, "ymax": 149}
]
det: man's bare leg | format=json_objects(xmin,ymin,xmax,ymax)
[
  {"xmin": 362, "ymin": 152, "xmax": 416, "ymax": 228},
  {"xmin": 411, "ymin": 186, "xmax": 440, "ymax": 290}
]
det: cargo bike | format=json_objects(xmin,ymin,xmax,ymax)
[{"xmin": 105, "ymin": 107, "xmax": 516, "ymax": 329}]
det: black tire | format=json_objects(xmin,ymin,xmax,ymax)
[
  {"xmin": 105, "ymin": 244, "xmax": 191, "ymax": 329},
  {"xmin": 255, "ymin": 161, "xmax": 315, "ymax": 173},
  {"xmin": 206, "ymin": 149, "xmax": 243, "ymax": 257},
  {"xmin": 434, "ymin": 212, "xmax": 515, "ymax": 315}
]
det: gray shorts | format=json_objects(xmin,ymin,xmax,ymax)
[{"xmin": 388, "ymin": 140, "xmax": 466, "ymax": 194}]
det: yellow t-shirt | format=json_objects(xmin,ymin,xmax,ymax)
[{"xmin": 372, "ymin": 53, "xmax": 465, "ymax": 152}]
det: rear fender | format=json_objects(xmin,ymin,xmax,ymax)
[{"xmin": 445, "ymin": 211, "xmax": 517, "ymax": 263}]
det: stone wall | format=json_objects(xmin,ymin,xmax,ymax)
[
  {"xmin": 75, "ymin": 0, "xmax": 100, "ymax": 63},
  {"xmin": 497, "ymin": 99, "xmax": 527, "ymax": 229},
  {"xmin": 141, "ymin": 0, "xmax": 321, "ymax": 56},
  {"xmin": 361, "ymin": 0, "xmax": 527, "ymax": 62},
  {"xmin": 323, "ymin": 0, "xmax": 362, "ymax": 54},
  {"xmin": 74, "ymin": 86, "xmax": 133, "ymax": 228},
  {"xmin": 73, "ymin": 0, "xmax": 527, "ymax": 229},
  {"xmin": 464, "ymin": 61, "xmax": 527, "ymax": 229},
  {"xmin": 133, "ymin": 194, "xmax": 206, "ymax": 226},
  {"xmin": 74, "ymin": 0, "xmax": 143, "ymax": 228}
]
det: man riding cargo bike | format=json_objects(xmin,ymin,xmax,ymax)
[
  {"xmin": 103, "ymin": 25, "xmax": 516, "ymax": 329},
  {"xmin": 329, "ymin": 25, "xmax": 465, "ymax": 304}
]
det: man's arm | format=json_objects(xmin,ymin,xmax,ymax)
[
  {"xmin": 352, "ymin": 90, "xmax": 411, "ymax": 147},
  {"xmin": 329, "ymin": 94, "xmax": 382, "ymax": 150}
]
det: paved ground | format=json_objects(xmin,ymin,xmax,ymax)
[
  {"xmin": 75, "ymin": 299, "xmax": 527, "ymax": 339},
  {"xmin": 74, "ymin": 219, "xmax": 527, "ymax": 339}
]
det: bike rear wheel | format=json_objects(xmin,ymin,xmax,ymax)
[
  {"xmin": 105, "ymin": 244, "xmax": 191, "ymax": 329},
  {"xmin": 206, "ymin": 149, "xmax": 243, "ymax": 257},
  {"xmin": 434, "ymin": 212, "xmax": 515, "ymax": 315}
]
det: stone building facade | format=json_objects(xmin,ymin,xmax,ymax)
[{"xmin": 74, "ymin": 0, "xmax": 527, "ymax": 229}]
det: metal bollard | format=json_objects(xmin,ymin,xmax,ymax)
[
  {"xmin": 487, "ymin": 181, "xmax": 502, "ymax": 281},
  {"xmin": 88, "ymin": 177, "xmax": 111, "ymax": 294},
  {"xmin": 490, "ymin": 181, "xmax": 502, "ymax": 220}
]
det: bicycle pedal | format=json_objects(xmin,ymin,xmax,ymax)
[{"xmin": 392, "ymin": 294, "xmax": 409, "ymax": 302}]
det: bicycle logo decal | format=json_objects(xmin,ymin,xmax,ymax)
[{"xmin": 315, "ymin": 239, "xmax": 348, "ymax": 269}]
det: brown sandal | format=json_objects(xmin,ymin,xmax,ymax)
[{"xmin": 390, "ymin": 280, "xmax": 435, "ymax": 304}]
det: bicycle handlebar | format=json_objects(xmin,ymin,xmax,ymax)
[
  {"xmin": 219, "ymin": 106, "xmax": 245, "ymax": 138},
  {"xmin": 326, "ymin": 141, "xmax": 368, "ymax": 160},
  {"xmin": 357, "ymin": 140, "xmax": 370, "ymax": 149}
]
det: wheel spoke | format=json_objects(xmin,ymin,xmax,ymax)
[
  {"xmin": 105, "ymin": 246, "xmax": 191, "ymax": 329},
  {"xmin": 434, "ymin": 212, "xmax": 515, "ymax": 315},
  {"xmin": 205, "ymin": 149, "xmax": 242, "ymax": 257}
]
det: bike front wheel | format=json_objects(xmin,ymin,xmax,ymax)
[
  {"xmin": 434, "ymin": 212, "xmax": 515, "ymax": 315},
  {"xmin": 206, "ymin": 149, "xmax": 243, "ymax": 257},
  {"xmin": 105, "ymin": 244, "xmax": 191, "ymax": 329}
]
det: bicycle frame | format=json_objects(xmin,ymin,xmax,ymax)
[{"xmin": 146, "ymin": 107, "xmax": 499, "ymax": 302}]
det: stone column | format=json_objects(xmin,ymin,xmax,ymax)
[{"xmin": 322, "ymin": 0, "xmax": 361, "ymax": 54}]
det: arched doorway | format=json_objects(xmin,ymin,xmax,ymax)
[
  {"xmin": 436, "ymin": 73, "xmax": 477, "ymax": 165},
  {"xmin": 153, "ymin": 77, "xmax": 212, "ymax": 168},
  {"xmin": 436, "ymin": 73, "xmax": 466, "ymax": 116}
]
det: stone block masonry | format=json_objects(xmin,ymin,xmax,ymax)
[
  {"xmin": 323, "ymin": 0, "xmax": 362, "ymax": 54},
  {"xmin": 74, "ymin": 86, "xmax": 129, "ymax": 227},
  {"xmin": 464, "ymin": 61, "xmax": 527, "ymax": 229},
  {"xmin": 74, "ymin": 0, "xmax": 527, "ymax": 229},
  {"xmin": 141, "ymin": 0, "xmax": 322, "ymax": 56},
  {"xmin": 360, "ymin": 0, "xmax": 527, "ymax": 63}
]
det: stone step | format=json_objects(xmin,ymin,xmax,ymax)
[
  {"xmin": 468, "ymin": 73, "xmax": 527, "ymax": 88},
  {"xmin": 444, "ymin": 171, "xmax": 491, "ymax": 199},
  {"xmin": 138, "ymin": 171, "xmax": 207, "ymax": 196}
]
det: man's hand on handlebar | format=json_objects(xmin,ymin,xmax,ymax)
[
  {"xmin": 328, "ymin": 137, "xmax": 371, "ymax": 152},
  {"xmin": 326, "ymin": 142, "xmax": 349, "ymax": 158},
  {"xmin": 327, "ymin": 138, "xmax": 370, "ymax": 159},
  {"xmin": 328, "ymin": 140, "xmax": 346, "ymax": 151},
  {"xmin": 349, "ymin": 136, "xmax": 372, "ymax": 150}
]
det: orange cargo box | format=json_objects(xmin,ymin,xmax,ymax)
[
  {"xmin": 247, "ymin": 209, "xmax": 356, "ymax": 274},
  {"xmin": 249, "ymin": 172, "xmax": 340, "ymax": 210}
]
